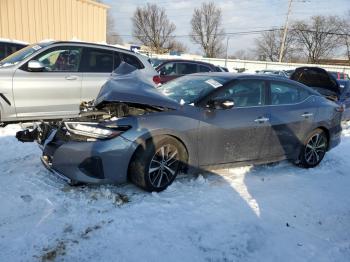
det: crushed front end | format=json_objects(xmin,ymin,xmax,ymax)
[{"xmin": 16, "ymin": 101, "xmax": 167, "ymax": 185}]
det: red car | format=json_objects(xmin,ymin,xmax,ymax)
[{"xmin": 155, "ymin": 59, "xmax": 222, "ymax": 84}]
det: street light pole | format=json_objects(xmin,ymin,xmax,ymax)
[
  {"xmin": 279, "ymin": 0, "xmax": 293, "ymax": 63},
  {"xmin": 225, "ymin": 36, "xmax": 231, "ymax": 67}
]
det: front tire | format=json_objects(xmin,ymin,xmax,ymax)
[
  {"xmin": 129, "ymin": 136, "xmax": 187, "ymax": 192},
  {"xmin": 298, "ymin": 128, "xmax": 328, "ymax": 168}
]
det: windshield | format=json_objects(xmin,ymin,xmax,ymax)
[
  {"xmin": 158, "ymin": 75, "xmax": 231, "ymax": 104},
  {"xmin": 0, "ymin": 43, "xmax": 46, "ymax": 67}
]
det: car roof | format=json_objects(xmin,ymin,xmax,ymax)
[
  {"xmin": 38, "ymin": 40, "xmax": 136, "ymax": 54},
  {"xmin": 157, "ymin": 59, "xmax": 216, "ymax": 67}
]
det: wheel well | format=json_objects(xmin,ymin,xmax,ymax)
[
  {"xmin": 316, "ymin": 126, "xmax": 330, "ymax": 150},
  {"xmin": 144, "ymin": 134, "xmax": 189, "ymax": 161},
  {"xmin": 127, "ymin": 134, "xmax": 189, "ymax": 179}
]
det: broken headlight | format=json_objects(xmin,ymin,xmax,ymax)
[{"xmin": 64, "ymin": 122, "xmax": 129, "ymax": 140}]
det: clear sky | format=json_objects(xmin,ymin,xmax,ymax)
[{"xmin": 103, "ymin": 0, "xmax": 349, "ymax": 56}]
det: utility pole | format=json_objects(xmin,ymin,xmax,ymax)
[
  {"xmin": 225, "ymin": 36, "xmax": 231, "ymax": 67},
  {"xmin": 279, "ymin": 0, "xmax": 293, "ymax": 63}
]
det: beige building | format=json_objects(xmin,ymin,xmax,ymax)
[{"xmin": 0, "ymin": 0, "xmax": 109, "ymax": 43}]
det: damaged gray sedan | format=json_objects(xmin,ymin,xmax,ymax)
[{"xmin": 17, "ymin": 64, "xmax": 343, "ymax": 191}]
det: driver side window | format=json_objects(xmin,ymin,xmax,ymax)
[
  {"xmin": 212, "ymin": 80, "xmax": 266, "ymax": 107},
  {"xmin": 33, "ymin": 46, "xmax": 82, "ymax": 72}
]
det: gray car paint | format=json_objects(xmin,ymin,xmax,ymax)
[{"xmin": 39, "ymin": 72, "xmax": 342, "ymax": 185}]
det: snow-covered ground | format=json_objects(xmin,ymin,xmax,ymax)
[{"xmin": 1, "ymin": 125, "xmax": 350, "ymax": 262}]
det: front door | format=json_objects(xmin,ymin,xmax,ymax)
[
  {"xmin": 13, "ymin": 46, "xmax": 83, "ymax": 120},
  {"xmin": 198, "ymin": 79, "xmax": 270, "ymax": 166}
]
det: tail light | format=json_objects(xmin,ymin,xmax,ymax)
[
  {"xmin": 335, "ymin": 104, "xmax": 345, "ymax": 112},
  {"xmin": 153, "ymin": 75, "xmax": 161, "ymax": 85}
]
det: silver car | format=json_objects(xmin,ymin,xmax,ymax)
[{"xmin": 0, "ymin": 41, "xmax": 159, "ymax": 125}]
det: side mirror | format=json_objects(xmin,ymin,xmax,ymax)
[
  {"xmin": 27, "ymin": 60, "xmax": 45, "ymax": 72},
  {"xmin": 207, "ymin": 99, "xmax": 234, "ymax": 110}
]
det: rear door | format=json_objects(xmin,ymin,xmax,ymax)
[
  {"xmin": 176, "ymin": 62, "xmax": 198, "ymax": 77},
  {"xmin": 198, "ymin": 79, "xmax": 270, "ymax": 166},
  {"xmin": 80, "ymin": 47, "xmax": 117, "ymax": 102},
  {"xmin": 13, "ymin": 45, "xmax": 83, "ymax": 119},
  {"xmin": 265, "ymin": 80, "xmax": 317, "ymax": 158}
]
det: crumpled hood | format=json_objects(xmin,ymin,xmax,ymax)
[
  {"xmin": 291, "ymin": 67, "xmax": 340, "ymax": 95},
  {"xmin": 94, "ymin": 62, "xmax": 180, "ymax": 110}
]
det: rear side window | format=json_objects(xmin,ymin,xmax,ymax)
[
  {"xmin": 177, "ymin": 63, "xmax": 197, "ymax": 74},
  {"xmin": 120, "ymin": 53, "xmax": 143, "ymax": 69},
  {"xmin": 80, "ymin": 48, "xmax": 114, "ymax": 73},
  {"xmin": 270, "ymin": 81, "xmax": 310, "ymax": 105},
  {"xmin": 199, "ymin": 65, "xmax": 211, "ymax": 72}
]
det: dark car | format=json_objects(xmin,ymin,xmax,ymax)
[
  {"xmin": 155, "ymin": 59, "xmax": 221, "ymax": 84},
  {"xmin": 256, "ymin": 70, "xmax": 289, "ymax": 78},
  {"xmin": 18, "ymin": 66, "xmax": 342, "ymax": 192},
  {"xmin": 0, "ymin": 40, "xmax": 27, "ymax": 61},
  {"xmin": 291, "ymin": 67, "xmax": 350, "ymax": 121},
  {"xmin": 215, "ymin": 66, "xmax": 229, "ymax": 72}
]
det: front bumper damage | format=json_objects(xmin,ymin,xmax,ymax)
[{"xmin": 17, "ymin": 125, "xmax": 137, "ymax": 185}]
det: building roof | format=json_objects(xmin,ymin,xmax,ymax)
[{"xmin": 79, "ymin": 0, "xmax": 109, "ymax": 9}]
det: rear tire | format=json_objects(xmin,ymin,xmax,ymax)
[
  {"xmin": 128, "ymin": 136, "xmax": 188, "ymax": 192},
  {"xmin": 297, "ymin": 128, "xmax": 328, "ymax": 168}
]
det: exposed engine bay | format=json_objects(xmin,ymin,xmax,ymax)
[
  {"xmin": 16, "ymin": 101, "xmax": 167, "ymax": 144},
  {"xmin": 79, "ymin": 101, "xmax": 165, "ymax": 121}
]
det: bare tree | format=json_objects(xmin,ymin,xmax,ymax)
[
  {"xmin": 132, "ymin": 3, "xmax": 176, "ymax": 53},
  {"xmin": 340, "ymin": 11, "xmax": 350, "ymax": 64},
  {"xmin": 229, "ymin": 49, "xmax": 254, "ymax": 60},
  {"xmin": 190, "ymin": 2, "xmax": 225, "ymax": 58},
  {"xmin": 167, "ymin": 40, "xmax": 188, "ymax": 53},
  {"xmin": 254, "ymin": 29, "xmax": 297, "ymax": 62},
  {"xmin": 292, "ymin": 15, "xmax": 343, "ymax": 63}
]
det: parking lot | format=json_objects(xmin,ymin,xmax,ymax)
[{"xmin": 1, "ymin": 124, "xmax": 350, "ymax": 262}]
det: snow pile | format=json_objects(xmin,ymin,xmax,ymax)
[{"xmin": 0, "ymin": 125, "xmax": 349, "ymax": 261}]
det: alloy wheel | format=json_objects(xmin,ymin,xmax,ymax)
[
  {"xmin": 304, "ymin": 133, "xmax": 327, "ymax": 166},
  {"xmin": 148, "ymin": 144, "xmax": 179, "ymax": 188}
]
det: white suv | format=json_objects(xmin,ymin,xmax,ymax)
[{"xmin": 0, "ymin": 41, "xmax": 159, "ymax": 125}]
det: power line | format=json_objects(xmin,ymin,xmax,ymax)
[{"xmin": 115, "ymin": 28, "xmax": 350, "ymax": 39}]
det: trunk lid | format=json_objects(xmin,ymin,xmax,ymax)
[{"xmin": 290, "ymin": 67, "xmax": 341, "ymax": 97}]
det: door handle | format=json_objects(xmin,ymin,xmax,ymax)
[
  {"xmin": 254, "ymin": 117, "xmax": 269, "ymax": 123},
  {"xmin": 301, "ymin": 113, "xmax": 313, "ymax": 118},
  {"xmin": 65, "ymin": 75, "xmax": 78, "ymax": 80}
]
